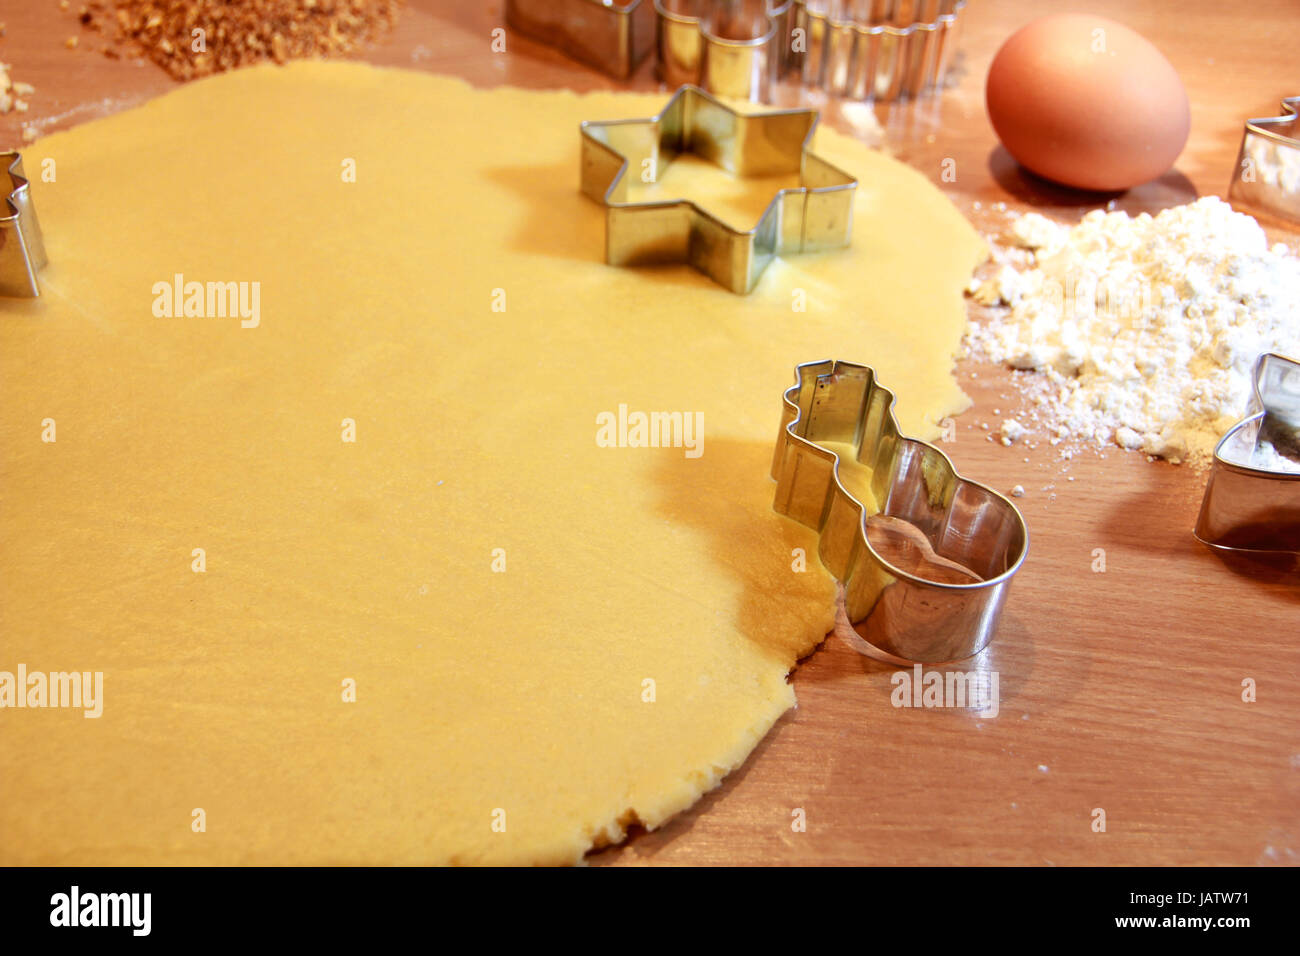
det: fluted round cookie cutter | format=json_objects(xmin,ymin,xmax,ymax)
[
  {"xmin": 1194, "ymin": 352, "xmax": 1300, "ymax": 559},
  {"xmin": 771, "ymin": 359, "xmax": 1028, "ymax": 663},
  {"xmin": 792, "ymin": 0, "xmax": 967, "ymax": 102}
]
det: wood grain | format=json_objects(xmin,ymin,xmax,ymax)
[{"xmin": 2, "ymin": 0, "xmax": 1297, "ymax": 865}]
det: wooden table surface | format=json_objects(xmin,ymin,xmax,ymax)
[{"xmin": 3, "ymin": 1, "xmax": 1297, "ymax": 866}]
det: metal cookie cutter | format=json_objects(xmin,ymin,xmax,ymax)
[
  {"xmin": 655, "ymin": 0, "xmax": 793, "ymax": 102},
  {"xmin": 505, "ymin": 0, "xmax": 655, "ymax": 79},
  {"xmin": 580, "ymin": 85, "xmax": 856, "ymax": 294},
  {"xmin": 1, "ymin": 151, "xmax": 47, "ymax": 298},
  {"xmin": 771, "ymin": 360, "xmax": 1028, "ymax": 663},
  {"xmin": 1227, "ymin": 97, "xmax": 1300, "ymax": 225},
  {"xmin": 1194, "ymin": 352, "xmax": 1300, "ymax": 559},
  {"xmin": 792, "ymin": 0, "xmax": 967, "ymax": 102}
]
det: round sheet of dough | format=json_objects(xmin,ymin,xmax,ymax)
[{"xmin": 0, "ymin": 63, "xmax": 983, "ymax": 864}]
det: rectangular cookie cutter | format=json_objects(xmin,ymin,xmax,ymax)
[
  {"xmin": 1, "ymin": 150, "xmax": 47, "ymax": 298},
  {"xmin": 1194, "ymin": 352, "xmax": 1300, "ymax": 559},
  {"xmin": 771, "ymin": 359, "xmax": 1028, "ymax": 663},
  {"xmin": 505, "ymin": 0, "xmax": 655, "ymax": 79}
]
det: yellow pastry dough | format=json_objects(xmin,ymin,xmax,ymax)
[{"xmin": 0, "ymin": 63, "xmax": 983, "ymax": 864}]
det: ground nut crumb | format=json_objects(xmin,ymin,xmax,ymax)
[{"xmin": 68, "ymin": 1, "xmax": 405, "ymax": 80}]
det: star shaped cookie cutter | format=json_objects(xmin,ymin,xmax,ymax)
[
  {"xmin": 771, "ymin": 360, "xmax": 1029, "ymax": 663},
  {"xmin": 1, "ymin": 151, "xmax": 47, "ymax": 298},
  {"xmin": 579, "ymin": 85, "xmax": 856, "ymax": 293},
  {"xmin": 1194, "ymin": 352, "xmax": 1300, "ymax": 560}
]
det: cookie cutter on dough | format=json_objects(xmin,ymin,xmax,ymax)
[
  {"xmin": 655, "ymin": 0, "xmax": 793, "ymax": 103},
  {"xmin": 579, "ymin": 84, "xmax": 856, "ymax": 294},
  {"xmin": 505, "ymin": 0, "xmax": 655, "ymax": 79},
  {"xmin": 1227, "ymin": 97, "xmax": 1300, "ymax": 225},
  {"xmin": 771, "ymin": 359, "xmax": 1028, "ymax": 663},
  {"xmin": 792, "ymin": 0, "xmax": 967, "ymax": 102},
  {"xmin": 1194, "ymin": 352, "xmax": 1300, "ymax": 559},
  {"xmin": 1, "ymin": 151, "xmax": 47, "ymax": 298}
]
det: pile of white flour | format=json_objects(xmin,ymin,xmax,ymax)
[{"xmin": 967, "ymin": 197, "xmax": 1300, "ymax": 466}]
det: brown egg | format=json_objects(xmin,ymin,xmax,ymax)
[{"xmin": 986, "ymin": 14, "xmax": 1190, "ymax": 192}]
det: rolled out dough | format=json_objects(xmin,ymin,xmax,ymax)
[{"xmin": 0, "ymin": 63, "xmax": 983, "ymax": 864}]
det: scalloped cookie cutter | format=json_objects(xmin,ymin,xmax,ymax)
[
  {"xmin": 1, "ymin": 151, "xmax": 47, "ymax": 298},
  {"xmin": 771, "ymin": 359, "xmax": 1028, "ymax": 663},
  {"xmin": 792, "ymin": 0, "xmax": 968, "ymax": 102},
  {"xmin": 579, "ymin": 84, "xmax": 856, "ymax": 293},
  {"xmin": 1194, "ymin": 352, "xmax": 1300, "ymax": 559}
]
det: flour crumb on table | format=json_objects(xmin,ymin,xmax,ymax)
[
  {"xmin": 999, "ymin": 418, "xmax": 1027, "ymax": 446},
  {"xmin": 967, "ymin": 197, "xmax": 1300, "ymax": 467}
]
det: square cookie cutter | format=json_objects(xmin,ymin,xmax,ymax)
[
  {"xmin": 1227, "ymin": 97, "xmax": 1300, "ymax": 225},
  {"xmin": 505, "ymin": 0, "xmax": 656, "ymax": 79},
  {"xmin": 1, "ymin": 151, "xmax": 47, "ymax": 298},
  {"xmin": 1194, "ymin": 351, "xmax": 1300, "ymax": 559},
  {"xmin": 580, "ymin": 84, "xmax": 856, "ymax": 293},
  {"xmin": 771, "ymin": 359, "xmax": 1028, "ymax": 663}
]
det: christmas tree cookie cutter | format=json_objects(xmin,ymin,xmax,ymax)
[
  {"xmin": 771, "ymin": 359, "xmax": 1029, "ymax": 663},
  {"xmin": 579, "ymin": 84, "xmax": 856, "ymax": 294},
  {"xmin": 1, "ymin": 151, "xmax": 47, "ymax": 298}
]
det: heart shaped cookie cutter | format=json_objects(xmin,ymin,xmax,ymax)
[
  {"xmin": 1194, "ymin": 352, "xmax": 1300, "ymax": 559},
  {"xmin": 771, "ymin": 359, "xmax": 1028, "ymax": 664}
]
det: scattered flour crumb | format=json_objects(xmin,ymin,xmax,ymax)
[{"xmin": 966, "ymin": 197, "xmax": 1300, "ymax": 468}]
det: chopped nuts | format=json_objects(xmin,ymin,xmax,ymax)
[
  {"xmin": 70, "ymin": 1, "xmax": 405, "ymax": 80},
  {"xmin": 0, "ymin": 61, "xmax": 35, "ymax": 117}
]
